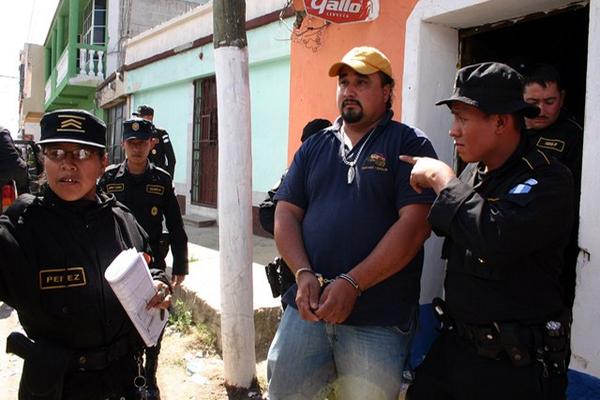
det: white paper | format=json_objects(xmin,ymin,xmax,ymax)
[{"xmin": 104, "ymin": 248, "xmax": 168, "ymax": 347}]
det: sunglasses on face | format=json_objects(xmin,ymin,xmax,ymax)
[{"xmin": 43, "ymin": 148, "xmax": 97, "ymax": 161}]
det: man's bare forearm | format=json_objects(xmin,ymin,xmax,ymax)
[{"xmin": 274, "ymin": 201, "xmax": 311, "ymax": 275}]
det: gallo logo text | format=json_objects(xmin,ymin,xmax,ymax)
[{"xmin": 304, "ymin": 0, "xmax": 378, "ymax": 24}]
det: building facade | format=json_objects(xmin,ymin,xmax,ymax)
[
  {"xmin": 118, "ymin": 0, "xmax": 292, "ymax": 223},
  {"xmin": 18, "ymin": 44, "xmax": 45, "ymax": 141},
  {"xmin": 41, "ymin": 0, "xmax": 205, "ymax": 113}
]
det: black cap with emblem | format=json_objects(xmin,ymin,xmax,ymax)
[
  {"xmin": 123, "ymin": 118, "xmax": 153, "ymax": 141},
  {"xmin": 38, "ymin": 109, "xmax": 106, "ymax": 149},
  {"xmin": 436, "ymin": 62, "xmax": 540, "ymax": 118}
]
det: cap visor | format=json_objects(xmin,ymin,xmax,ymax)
[
  {"xmin": 479, "ymin": 101, "xmax": 540, "ymax": 118},
  {"xmin": 37, "ymin": 138, "xmax": 105, "ymax": 149},
  {"xmin": 435, "ymin": 96, "xmax": 480, "ymax": 108},
  {"xmin": 329, "ymin": 61, "xmax": 379, "ymax": 77},
  {"xmin": 124, "ymin": 135, "xmax": 151, "ymax": 141},
  {"xmin": 132, "ymin": 112, "xmax": 140, "ymax": 116}
]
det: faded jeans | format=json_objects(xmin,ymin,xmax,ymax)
[{"xmin": 267, "ymin": 306, "xmax": 415, "ymax": 400}]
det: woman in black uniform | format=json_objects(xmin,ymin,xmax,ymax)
[{"xmin": 0, "ymin": 109, "xmax": 171, "ymax": 400}]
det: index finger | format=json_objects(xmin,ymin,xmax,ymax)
[{"xmin": 399, "ymin": 155, "xmax": 418, "ymax": 165}]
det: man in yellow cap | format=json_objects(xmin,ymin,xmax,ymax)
[{"xmin": 266, "ymin": 46, "xmax": 437, "ymax": 399}]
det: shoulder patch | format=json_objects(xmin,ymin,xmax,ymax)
[
  {"xmin": 521, "ymin": 149, "xmax": 550, "ymax": 170},
  {"xmin": 509, "ymin": 178, "xmax": 538, "ymax": 194}
]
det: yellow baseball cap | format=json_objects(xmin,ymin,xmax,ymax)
[{"xmin": 328, "ymin": 46, "xmax": 393, "ymax": 79}]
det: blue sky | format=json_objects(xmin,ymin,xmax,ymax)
[{"xmin": 0, "ymin": 1, "xmax": 59, "ymax": 135}]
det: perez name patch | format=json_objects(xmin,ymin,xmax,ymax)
[
  {"xmin": 146, "ymin": 185, "xmax": 165, "ymax": 195},
  {"xmin": 105, "ymin": 183, "xmax": 125, "ymax": 193},
  {"xmin": 39, "ymin": 267, "xmax": 87, "ymax": 290},
  {"xmin": 536, "ymin": 137, "xmax": 565, "ymax": 153}
]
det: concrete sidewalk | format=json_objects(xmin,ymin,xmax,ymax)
[{"xmin": 166, "ymin": 224, "xmax": 282, "ymax": 360}]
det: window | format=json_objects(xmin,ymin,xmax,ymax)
[
  {"xmin": 106, "ymin": 102, "xmax": 126, "ymax": 164},
  {"xmin": 82, "ymin": 0, "xmax": 106, "ymax": 45}
]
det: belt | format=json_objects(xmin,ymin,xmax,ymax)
[
  {"xmin": 453, "ymin": 320, "xmax": 539, "ymax": 366},
  {"xmin": 71, "ymin": 335, "xmax": 135, "ymax": 372}
]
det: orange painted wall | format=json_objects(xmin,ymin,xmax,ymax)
[{"xmin": 287, "ymin": 0, "xmax": 419, "ymax": 161}]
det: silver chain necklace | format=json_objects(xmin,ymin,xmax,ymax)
[{"xmin": 340, "ymin": 127, "xmax": 375, "ymax": 184}]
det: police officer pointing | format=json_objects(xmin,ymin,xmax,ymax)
[
  {"xmin": 99, "ymin": 118, "xmax": 188, "ymax": 399},
  {"xmin": 0, "ymin": 109, "xmax": 171, "ymax": 399},
  {"xmin": 402, "ymin": 63, "xmax": 573, "ymax": 400}
]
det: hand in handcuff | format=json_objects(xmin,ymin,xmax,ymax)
[
  {"xmin": 295, "ymin": 270, "xmax": 323, "ymax": 322},
  {"xmin": 315, "ymin": 277, "xmax": 360, "ymax": 324},
  {"xmin": 295, "ymin": 270, "xmax": 360, "ymax": 323}
]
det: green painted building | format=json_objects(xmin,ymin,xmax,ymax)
[{"xmin": 43, "ymin": 0, "xmax": 107, "ymax": 113}]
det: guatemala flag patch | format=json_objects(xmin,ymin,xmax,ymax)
[{"xmin": 509, "ymin": 178, "xmax": 538, "ymax": 194}]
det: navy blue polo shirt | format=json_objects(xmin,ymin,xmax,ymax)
[{"xmin": 276, "ymin": 111, "xmax": 437, "ymax": 326}]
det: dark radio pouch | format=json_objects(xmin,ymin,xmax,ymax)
[{"xmin": 265, "ymin": 257, "xmax": 295, "ymax": 298}]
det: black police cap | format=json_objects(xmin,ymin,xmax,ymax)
[
  {"xmin": 436, "ymin": 62, "xmax": 540, "ymax": 118},
  {"xmin": 38, "ymin": 109, "xmax": 106, "ymax": 149},
  {"xmin": 133, "ymin": 105, "xmax": 154, "ymax": 117},
  {"xmin": 123, "ymin": 118, "xmax": 154, "ymax": 141}
]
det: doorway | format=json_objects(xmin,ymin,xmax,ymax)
[
  {"xmin": 459, "ymin": 4, "xmax": 589, "ymax": 123},
  {"xmin": 191, "ymin": 76, "xmax": 218, "ymax": 207}
]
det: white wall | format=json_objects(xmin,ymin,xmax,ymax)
[
  {"xmin": 106, "ymin": 0, "xmax": 205, "ymax": 75},
  {"xmin": 106, "ymin": 0, "xmax": 121, "ymax": 75},
  {"xmin": 124, "ymin": 0, "xmax": 289, "ymax": 65},
  {"xmin": 571, "ymin": 0, "xmax": 600, "ymax": 378},
  {"xmin": 404, "ymin": 0, "xmax": 600, "ymax": 377}
]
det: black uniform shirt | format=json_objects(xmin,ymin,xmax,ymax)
[
  {"xmin": 429, "ymin": 139, "xmax": 574, "ymax": 324},
  {"xmin": 0, "ymin": 189, "xmax": 167, "ymax": 350},
  {"xmin": 99, "ymin": 161, "xmax": 188, "ymax": 275},
  {"xmin": 148, "ymin": 127, "xmax": 176, "ymax": 177},
  {"xmin": 526, "ymin": 111, "xmax": 583, "ymax": 190}
]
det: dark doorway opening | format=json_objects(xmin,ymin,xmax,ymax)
[
  {"xmin": 459, "ymin": 4, "xmax": 589, "ymax": 124},
  {"xmin": 191, "ymin": 76, "xmax": 218, "ymax": 207}
]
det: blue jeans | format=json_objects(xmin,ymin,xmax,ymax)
[{"xmin": 267, "ymin": 306, "xmax": 415, "ymax": 400}]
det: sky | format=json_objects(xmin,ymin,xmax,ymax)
[{"xmin": 0, "ymin": 1, "xmax": 60, "ymax": 136}]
